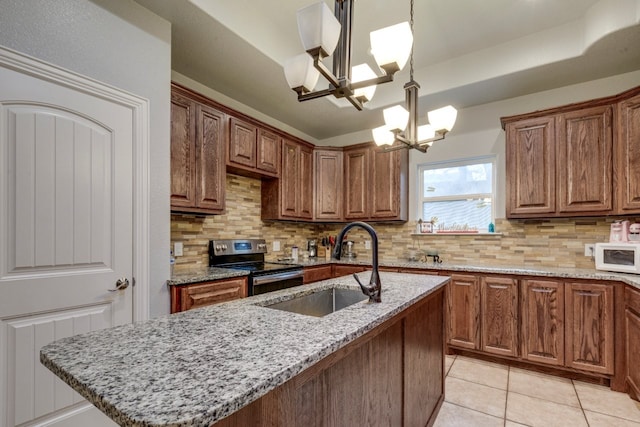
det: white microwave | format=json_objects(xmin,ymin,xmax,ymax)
[{"xmin": 595, "ymin": 242, "xmax": 640, "ymax": 274}]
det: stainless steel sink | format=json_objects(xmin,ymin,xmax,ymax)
[{"xmin": 265, "ymin": 288, "xmax": 367, "ymax": 317}]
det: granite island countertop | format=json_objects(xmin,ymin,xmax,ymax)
[{"xmin": 41, "ymin": 271, "xmax": 448, "ymax": 427}]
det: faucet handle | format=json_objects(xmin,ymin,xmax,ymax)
[{"xmin": 352, "ymin": 273, "xmax": 374, "ymax": 297}]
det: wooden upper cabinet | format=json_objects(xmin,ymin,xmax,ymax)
[
  {"xmin": 261, "ymin": 138, "xmax": 313, "ymax": 220},
  {"xmin": 502, "ymin": 85, "xmax": 640, "ymax": 218},
  {"xmin": 344, "ymin": 146, "xmax": 370, "ymax": 219},
  {"xmin": 446, "ymin": 274, "xmax": 480, "ymax": 350},
  {"xmin": 557, "ymin": 105, "xmax": 613, "ymax": 214},
  {"xmin": 195, "ymin": 104, "xmax": 226, "ymax": 211},
  {"xmin": 564, "ymin": 281, "xmax": 614, "ymax": 375},
  {"xmin": 314, "ymin": 149, "xmax": 343, "ymax": 221},
  {"xmin": 617, "ymin": 91, "xmax": 640, "ymax": 213},
  {"xmin": 371, "ymin": 147, "xmax": 408, "ymax": 220},
  {"xmin": 520, "ymin": 279, "xmax": 565, "ymax": 366},
  {"xmin": 505, "ymin": 116, "xmax": 556, "ymax": 217},
  {"xmin": 481, "ymin": 276, "xmax": 518, "ymax": 357},
  {"xmin": 170, "ymin": 85, "xmax": 226, "ymax": 214},
  {"xmin": 170, "ymin": 91, "xmax": 197, "ymax": 209},
  {"xmin": 228, "ymin": 116, "xmax": 280, "ymax": 178}
]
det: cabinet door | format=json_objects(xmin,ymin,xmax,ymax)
[
  {"xmin": 171, "ymin": 277, "xmax": 247, "ymax": 313},
  {"xmin": 617, "ymin": 93, "xmax": 640, "ymax": 213},
  {"xmin": 314, "ymin": 149, "xmax": 343, "ymax": 220},
  {"xmin": 281, "ymin": 139, "xmax": 299, "ymax": 217},
  {"xmin": 447, "ymin": 274, "xmax": 480, "ymax": 350},
  {"xmin": 195, "ymin": 104, "xmax": 226, "ymax": 212},
  {"xmin": 370, "ymin": 147, "xmax": 408, "ymax": 220},
  {"xmin": 521, "ymin": 279, "xmax": 565, "ymax": 366},
  {"xmin": 505, "ymin": 116, "xmax": 555, "ymax": 217},
  {"xmin": 565, "ymin": 282, "xmax": 614, "ymax": 374},
  {"xmin": 627, "ymin": 306, "xmax": 640, "ymax": 401},
  {"xmin": 481, "ymin": 276, "xmax": 518, "ymax": 357},
  {"xmin": 170, "ymin": 91, "xmax": 197, "ymax": 209},
  {"xmin": 228, "ymin": 117, "xmax": 257, "ymax": 168},
  {"xmin": 344, "ymin": 147, "xmax": 370, "ymax": 219},
  {"xmin": 257, "ymin": 128, "xmax": 280, "ymax": 176},
  {"xmin": 557, "ymin": 105, "xmax": 613, "ymax": 214},
  {"xmin": 299, "ymin": 145, "xmax": 314, "ymax": 219}
]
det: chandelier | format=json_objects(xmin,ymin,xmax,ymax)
[
  {"xmin": 372, "ymin": 0, "xmax": 457, "ymax": 152},
  {"xmin": 283, "ymin": 0, "xmax": 414, "ymax": 110}
]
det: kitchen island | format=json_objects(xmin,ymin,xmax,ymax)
[{"xmin": 41, "ymin": 272, "xmax": 448, "ymax": 427}]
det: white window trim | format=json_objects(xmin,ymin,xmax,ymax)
[{"xmin": 417, "ymin": 155, "xmax": 497, "ymax": 227}]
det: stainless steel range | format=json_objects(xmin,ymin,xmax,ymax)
[{"xmin": 209, "ymin": 239, "xmax": 303, "ymax": 296}]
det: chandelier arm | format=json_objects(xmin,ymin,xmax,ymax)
[{"xmin": 350, "ymin": 74, "xmax": 394, "ymax": 90}]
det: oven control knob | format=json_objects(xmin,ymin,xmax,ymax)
[
  {"xmin": 215, "ymin": 244, "xmax": 222, "ymax": 252},
  {"xmin": 222, "ymin": 244, "xmax": 228, "ymax": 251},
  {"xmin": 257, "ymin": 243, "xmax": 266, "ymax": 250}
]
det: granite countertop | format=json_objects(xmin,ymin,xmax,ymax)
[
  {"xmin": 168, "ymin": 266, "xmax": 249, "ymax": 286},
  {"xmin": 41, "ymin": 272, "xmax": 448, "ymax": 427},
  {"xmin": 169, "ymin": 258, "xmax": 640, "ymax": 289}
]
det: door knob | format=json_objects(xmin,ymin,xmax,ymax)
[{"xmin": 109, "ymin": 278, "xmax": 129, "ymax": 292}]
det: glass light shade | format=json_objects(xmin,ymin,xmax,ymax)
[
  {"xmin": 297, "ymin": 2, "xmax": 341, "ymax": 57},
  {"xmin": 352, "ymin": 64, "xmax": 377, "ymax": 101},
  {"xmin": 372, "ymin": 126, "xmax": 395, "ymax": 146},
  {"xmin": 417, "ymin": 124, "xmax": 436, "ymax": 142},
  {"xmin": 370, "ymin": 22, "xmax": 413, "ymax": 72},
  {"xmin": 284, "ymin": 53, "xmax": 320, "ymax": 92},
  {"xmin": 383, "ymin": 105, "xmax": 410, "ymax": 131},
  {"xmin": 427, "ymin": 105, "xmax": 458, "ymax": 132}
]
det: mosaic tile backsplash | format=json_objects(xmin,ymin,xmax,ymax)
[{"xmin": 171, "ymin": 174, "xmax": 637, "ymax": 273}]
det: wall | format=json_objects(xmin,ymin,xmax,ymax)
[
  {"xmin": 172, "ymin": 71, "xmax": 640, "ymax": 272},
  {"xmin": 0, "ymin": 0, "xmax": 172, "ymax": 317}
]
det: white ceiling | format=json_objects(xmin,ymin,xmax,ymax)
[{"xmin": 134, "ymin": 0, "xmax": 640, "ymax": 142}]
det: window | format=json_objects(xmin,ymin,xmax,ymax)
[{"xmin": 418, "ymin": 157, "xmax": 495, "ymax": 231}]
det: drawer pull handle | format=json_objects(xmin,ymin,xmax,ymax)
[
  {"xmin": 532, "ymin": 288, "xmax": 554, "ymax": 293},
  {"xmin": 489, "ymin": 284, "xmax": 509, "ymax": 289},
  {"xmin": 576, "ymin": 291, "xmax": 598, "ymax": 297}
]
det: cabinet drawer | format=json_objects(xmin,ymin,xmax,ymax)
[
  {"xmin": 627, "ymin": 286, "xmax": 640, "ymax": 314},
  {"xmin": 303, "ymin": 265, "xmax": 333, "ymax": 284},
  {"xmin": 173, "ymin": 277, "xmax": 247, "ymax": 313}
]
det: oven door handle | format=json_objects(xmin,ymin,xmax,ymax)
[{"xmin": 252, "ymin": 270, "xmax": 303, "ymax": 287}]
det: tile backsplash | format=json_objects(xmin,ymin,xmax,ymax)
[{"xmin": 171, "ymin": 174, "xmax": 637, "ymax": 272}]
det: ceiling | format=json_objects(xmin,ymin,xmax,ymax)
[{"xmin": 134, "ymin": 0, "xmax": 640, "ymax": 143}]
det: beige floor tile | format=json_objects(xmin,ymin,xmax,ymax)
[
  {"xmin": 506, "ymin": 392, "xmax": 588, "ymax": 427},
  {"xmin": 584, "ymin": 410, "xmax": 640, "ymax": 427},
  {"xmin": 447, "ymin": 355, "xmax": 509, "ymax": 389},
  {"xmin": 574, "ymin": 381, "xmax": 640, "ymax": 422},
  {"xmin": 433, "ymin": 402, "xmax": 504, "ymax": 427},
  {"xmin": 445, "ymin": 355, "xmax": 456, "ymax": 375},
  {"xmin": 508, "ymin": 367, "xmax": 580, "ymax": 407},
  {"xmin": 445, "ymin": 376, "xmax": 507, "ymax": 418}
]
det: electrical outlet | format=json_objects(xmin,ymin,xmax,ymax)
[
  {"xmin": 364, "ymin": 240, "xmax": 371, "ymax": 250},
  {"xmin": 584, "ymin": 243, "xmax": 595, "ymax": 257},
  {"xmin": 273, "ymin": 241, "xmax": 281, "ymax": 251},
  {"xmin": 174, "ymin": 242, "xmax": 183, "ymax": 257}
]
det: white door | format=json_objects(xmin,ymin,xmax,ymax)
[{"xmin": 0, "ymin": 52, "xmax": 136, "ymax": 427}]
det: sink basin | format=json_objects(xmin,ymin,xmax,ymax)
[{"xmin": 265, "ymin": 288, "xmax": 367, "ymax": 317}]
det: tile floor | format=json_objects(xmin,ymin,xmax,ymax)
[{"xmin": 434, "ymin": 355, "xmax": 640, "ymax": 427}]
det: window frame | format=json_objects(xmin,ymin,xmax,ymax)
[{"xmin": 417, "ymin": 155, "xmax": 496, "ymax": 230}]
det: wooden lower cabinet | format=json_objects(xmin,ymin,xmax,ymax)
[
  {"xmin": 481, "ymin": 276, "xmax": 518, "ymax": 357},
  {"xmin": 565, "ymin": 281, "xmax": 614, "ymax": 375},
  {"xmin": 520, "ymin": 279, "xmax": 565, "ymax": 366},
  {"xmin": 333, "ymin": 264, "xmax": 368, "ymax": 278},
  {"xmin": 170, "ymin": 277, "xmax": 247, "ymax": 313},
  {"xmin": 214, "ymin": 287, "xmax": 445, "ymax": 427},
  {"xmin": 447, "ymin": 274, "xmax": 480, "ymax": 350},
  {"xmin": 303, "ymin": 265, "xmax": 333, "ymax": 284},
  {"xmin": 626, "ymin": 286, "xmax": 640, "ymax": 401}
]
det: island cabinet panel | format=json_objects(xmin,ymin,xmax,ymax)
[
  {"xmin": 520, "ymin": 279, "xmax": 565, "ymax": 366},
  {"xmin": 214, "ymin": 287, "xmax": 445, "ymax": 427},
  {"xmin": 565, "ymin": 282, "xmax": 614, "ymax": 375},
  {"xmin": 303, "ymin": 265, "xmax": 333, "ymax": 284},
  {"xmin": 447, "ymin": 274, "xmax": 481, "ymax": 350},
  {"xmin": 170, "ymin": 277, "xmax": 247, "ymax": 313},
  {"xmin": 170, "ymin": 85, "xmax": 226, "ymax": 214},
  {"xmin": 480, "ymin": 276, "xmax": 518, "ymax": 357},
  {"xmin": 556, "ymin": 105, "xmax": 613, "ymax": 214},
  {"xmin": 617, "ymin": 92, "xmax": 640, "ymax": 213},
  {"xmin": 626, "ymin": 286, "xmax": 640, "ymax": 401}
]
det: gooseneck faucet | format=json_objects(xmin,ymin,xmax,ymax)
[{"xmin": 332, "ymin": 221, "xmax": 382, "ymax": 303}]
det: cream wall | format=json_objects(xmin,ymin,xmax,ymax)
[{"xmin": 0, "ymin": 0, "xmax": 173, "ymax": 317}]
